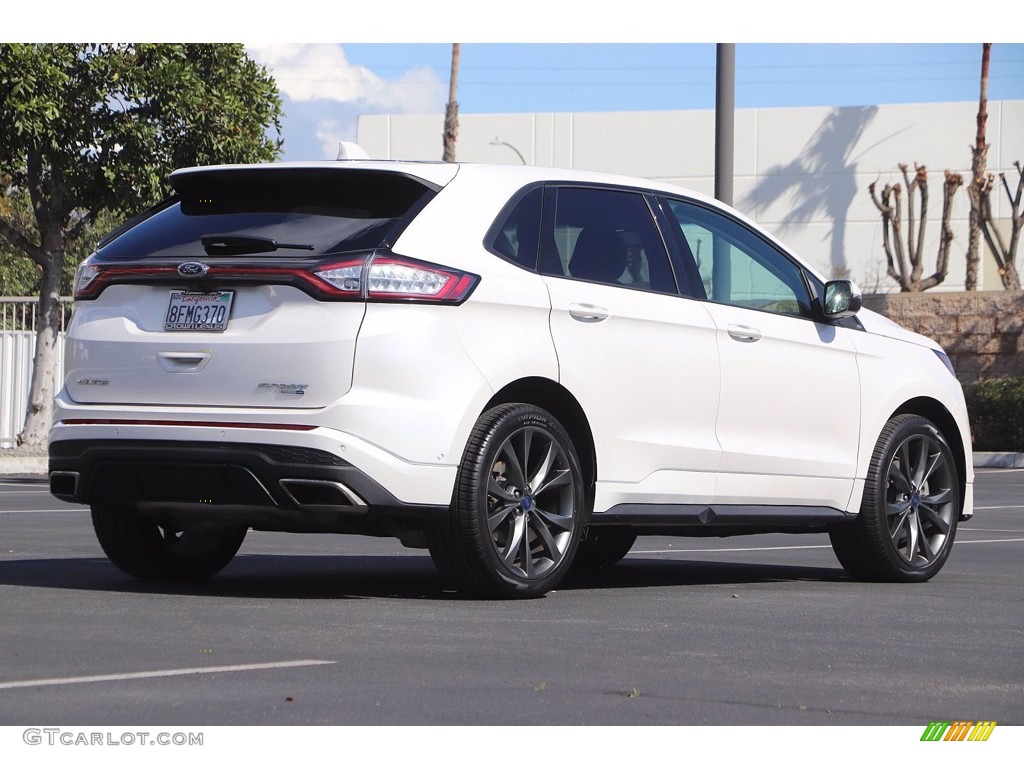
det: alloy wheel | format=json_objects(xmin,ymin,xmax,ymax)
[
  {"xmin": 486, "ymin": 425, "xmax": 576, "ymax": 579},
  {"xmin": 884, "ymin": 431, "xmax": 956, "ymax": 567}
]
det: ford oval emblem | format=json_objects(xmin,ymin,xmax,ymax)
[{"xmin": 177, "ymin": 261, "xmax": 209, "ymax": 277}]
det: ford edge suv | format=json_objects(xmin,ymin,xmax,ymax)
[{"xmin": 48, "ymin": 161, "xmax": 974, "ymax": 598}]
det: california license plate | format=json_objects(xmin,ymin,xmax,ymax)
[{"xmin": 164, "ymin": 290, "xmax": 234, "ymax": 332}]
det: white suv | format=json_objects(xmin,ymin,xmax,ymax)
[{"xmin": 49, "ymin": 161, "xmax": 973, "ymax": 598}]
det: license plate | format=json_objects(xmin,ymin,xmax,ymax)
[{"xmin": 164, "ymin": 290, "xmax": 234, "ymax": 332}]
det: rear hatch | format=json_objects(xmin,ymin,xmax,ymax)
[{"xmin": 65, "ymin": 165, "xmax": 444, "ymax": 409}]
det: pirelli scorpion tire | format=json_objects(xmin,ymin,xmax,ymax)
[
  {"xmin": 830, "ymin": 414, "xmax": 959, "ymax": 582},
  {"xmin": 428, "ymin": 404, "xmax": 587, "ymax": 599},
  {"xmin": 91, "ymin": 503, "xmax": 248, "ymax": 582}
]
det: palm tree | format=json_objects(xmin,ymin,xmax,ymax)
[
  {"xmin": 443, "ymin": 44, "xmax": 460, "ymax": 162},
  {"xmin": 965, "ymin": 43, "xmax": 991, "ymax": 291}
]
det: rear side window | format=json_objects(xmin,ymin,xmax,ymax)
[
  {"xmin": 96, "ymin": 169, "xmax": 437, "ymax": 261},
  {"xmin": 541, "ymin": 187, "xmax": 678, "ymax": 295},
  {"xmin": 486, "ymin": 187, "xmax": 543, "ymax": 270}
]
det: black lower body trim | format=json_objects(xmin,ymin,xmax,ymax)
[
  {"xmin": 591, "ymin": 503, "xmax": 853, "ymax": 537},
  {"xmin": 48, "ymin": 439, "xmax": 448, "ymax": 535}
]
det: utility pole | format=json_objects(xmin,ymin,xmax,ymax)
[
  {"xmin": 714, "ymin": 43, "xmax": 736, "ymax": 206},
  {"xmin": 712, "ymin": 43, "xmax": 736, "ymax": 302},
  {"xmin": 443, "ymin": 43, "xmax": 460, "ymax": 162}
]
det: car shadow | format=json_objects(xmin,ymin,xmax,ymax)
[
  {"xmin": 0, "ymin": 475, "xmax": 49, "ymax": 485},
  {"xmin": 561, "ymin": 558, "xmax": 850, "ymax": 591},
  {"xmin": 0, "ymin": 553, "xmax": 851, "ymax": 601}
]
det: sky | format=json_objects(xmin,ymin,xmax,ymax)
[
  {"xmin": 244, "ymin": 42, "xmax": 1024, "ymax": 161},
  {"xmin": 11, "ymin": 1, "xmax": 1024, "ymax": 162}
]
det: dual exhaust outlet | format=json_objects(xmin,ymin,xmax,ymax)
[{"xmin": 49, "ymin": 471, "xmax": 366, "ymax": 510}]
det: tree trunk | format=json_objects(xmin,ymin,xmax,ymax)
[
  {"xmin": 17, "ymin": 246, "xmax": 64, "ymax": 449},
  {"xmin": 442, "ymin": 43, "xmax": 460, "ymax": 162},
  {"xmin": 972, "ymin": 162, "xmax": 1024, "ymax": 290},
  {"xmin": 1003, "ymin": 164, "xmax": 1024, "ymax": 288},
  {"xmin": 965, "ymin": 43, "xmax": 991, "ymax": 291},
  {"xmin": 920, "ymin": 171, "xmax": 963, "ymax": 291},
  {"xmin": 13, "ymin": 150, "xmax": 67, "ymax": 449},
  {"xmin": 870, "ymin": 167, "xmax": 959, "ymax": 293}
]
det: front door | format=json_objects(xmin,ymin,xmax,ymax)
[{"xmin": 661, "ymin": 197, "xmax": 861, "ymax": 511}]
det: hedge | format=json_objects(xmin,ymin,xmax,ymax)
[{"xmin": 963, "ymin": 376, "xmax": 1024, "ymax": 452}]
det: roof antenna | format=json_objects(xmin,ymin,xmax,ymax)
[{"xmin": 337, "ymin": 141, "xmax": 370, "ymax": 161}]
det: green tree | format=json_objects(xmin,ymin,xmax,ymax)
[
  {"xmin": 1, "ymin": 190, "xmax": 126, "ymax": 296},
  {"xmin": 0, "ymin": 43, "xmax": 282, "ymax": 448}
]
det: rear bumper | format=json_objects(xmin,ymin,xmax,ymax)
[
  {"xmin": 48, "ymin": 402, "xmax": 460, "ymax": 503},
  {"xmin": 48, "ymin": 438, "xmax": 450, "ymax": 535}
]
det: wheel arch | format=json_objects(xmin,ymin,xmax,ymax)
[
  {"xmin": 483, "ymin": 377, "xmax": 597, "ymax": 506},
  {"xmin": 892, "ymin": 396, "xmax": 968, "ymax": 515}
]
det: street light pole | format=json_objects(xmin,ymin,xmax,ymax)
[{"xmin": 490, "ymin": 137, "xmax": 526, "ymax": 165}]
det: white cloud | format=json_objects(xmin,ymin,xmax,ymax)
[
  {"xmin": 246, "ymin": 43, "xmax": 443, "ymax": 111},
  {"xmin": 246, "ymin": 43, "xmax": 445, "ymax": 159}
]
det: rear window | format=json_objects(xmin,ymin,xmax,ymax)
[{"xmin": 95, "ymin": 168, "xmax": 437, "ymax": 261}]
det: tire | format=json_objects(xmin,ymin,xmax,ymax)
[
  {"xmin": 574, "ymin": 526, "xmax": 637, "ymax": 570},
  {"xmin": 91, "ymin": 502, "xmax": 247, "ymax": 582},
  {"xmin": 830, "ymin": 414, "xmax": 959, "ymax": 582},
  {"xmin": 428, "ymin": 404, "xmax": 586, "ymax": 598}
]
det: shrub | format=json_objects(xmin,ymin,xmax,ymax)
[{"xmin": 963, "ymin": 377, "xmax": 1024, "ymax": 452}]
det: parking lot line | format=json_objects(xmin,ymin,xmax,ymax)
[
  {"xmin": 954, "ymin": 537, "xmax": 1024, "ymax": 545},
  {"xmin": 0, "ymin": 509, "xmax": 85, "ymax": 514},
  {"xmin": 0, "ymin": 660, "xmax": 336, "ymax": 690}
]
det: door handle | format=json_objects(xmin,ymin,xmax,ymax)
[
  {"xmin": 727, "ymin": 324, "xmax": 763, "ymax": 342},
  {"xmin": 157, "ymin": 351, "xmax": 211, "ymax": 372},
  {"xmin": 568, "ymin": 303, "xmax": 609, "ymax": 323}
]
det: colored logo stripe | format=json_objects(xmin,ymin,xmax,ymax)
[
  {"xmin": 968, "ymin": 722, "xmax": 997, "ymax": 741},
  {"xmin": 945, "ymin": 721, "xmax": 973, "ymax": 741},
  {"xmin": 920, "ymin": 721, "xmax": 996, "ymax": 742}
]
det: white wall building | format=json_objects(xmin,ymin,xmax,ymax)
[{"xmin": 359, "ymin": 100, "xmax": 1024, "ymax": 292}]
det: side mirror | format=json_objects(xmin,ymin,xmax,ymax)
[{"xmin": 823, "ymin": 280, "xmax": 862, "ymax": 319}]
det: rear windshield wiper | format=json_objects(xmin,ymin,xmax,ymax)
[{"xmin": 201, "ymin": 235, "xmax": 315, "ymax": 256}]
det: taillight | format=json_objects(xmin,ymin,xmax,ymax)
[
  {"xmin": 312, "ymin": 261, "xmax": 363, "ymax": 296},
  {"xmin": 73, "ymin": 263, "xmax": 101, "ymax": 296},
  {"xmin": 74, "ymin": 263, "xmax": 179, "ymax": 299},
  {"xmin": 75, "ymin": 254, "xmax": 479, "ymax": 304},
  {"xmin": 315, "ymin": 256, "xmax": 478, "ymax": 303}
]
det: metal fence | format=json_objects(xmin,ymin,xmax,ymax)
[
  {"xmin": 0, "ymin": 296, "xmax": 74, "ymax": 332},
  {"xmin": 0, "ymin": 298, "xmax": 73, "ymax": 448}
]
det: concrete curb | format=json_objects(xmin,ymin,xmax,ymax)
[
  {"xmin": 973, "ymin": 452, "xmax": 1024, "ymax": 469},
  {"xmin": 0, "ymin": 456, "xmax": 47, "ymax": 475},
  {"xmin": 3, "ymin": 453, "xmax": 1023, "ymax": 479}
]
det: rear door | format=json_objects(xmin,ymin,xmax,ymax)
[{"xmin": 539, "ymin": 186, "xmax": 722, "ymax": 509}]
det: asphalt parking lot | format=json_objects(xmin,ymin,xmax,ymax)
[{"xmin": 0, "ymin": 469, "xmax": 1021, "ymax": 726}]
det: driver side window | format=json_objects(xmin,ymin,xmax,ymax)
[{"xmin": 665, "ymin": 198, "xmax": 813, "ymax": 318}]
